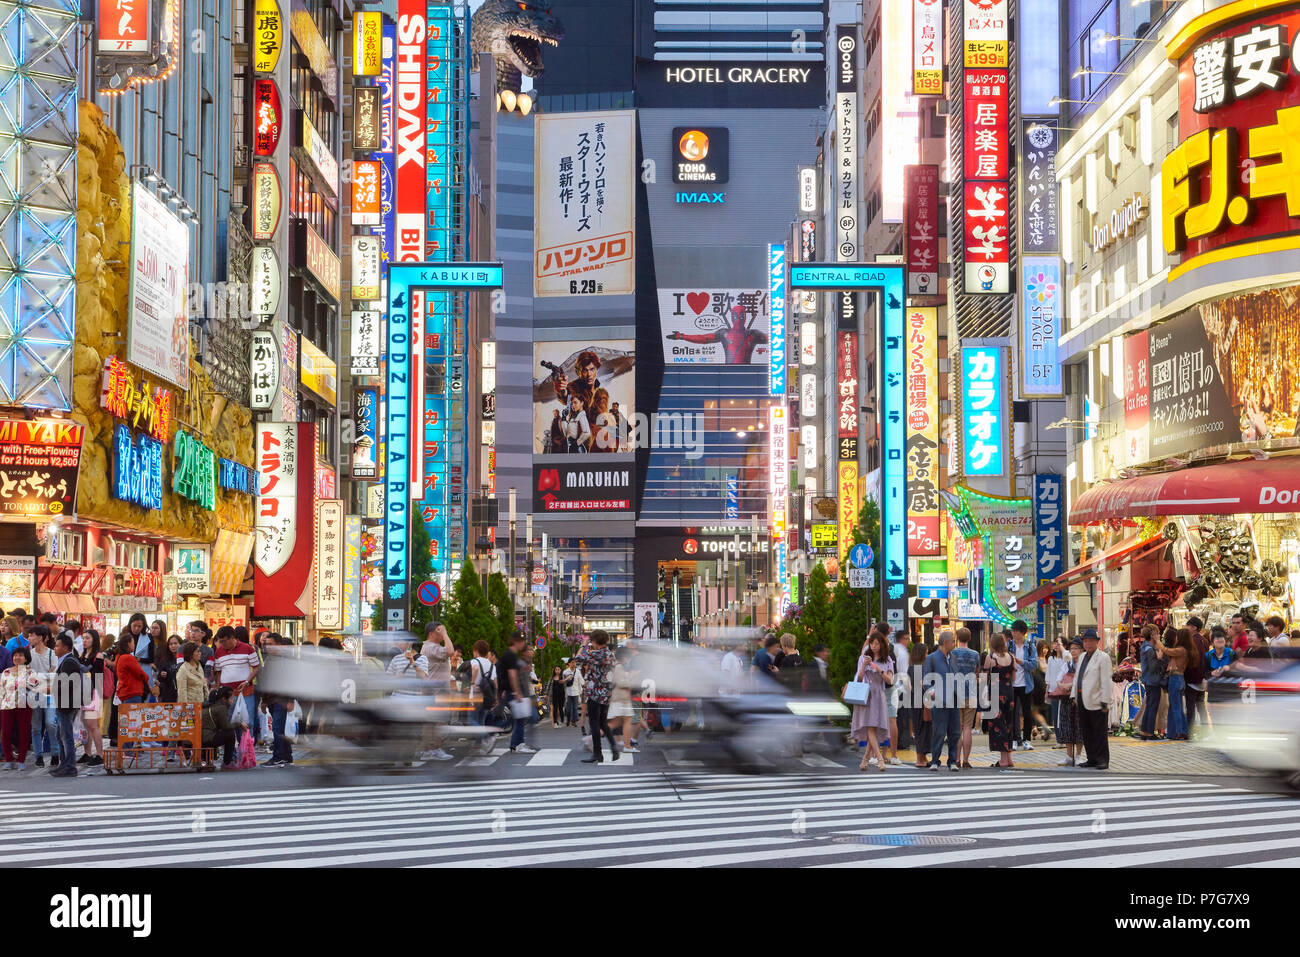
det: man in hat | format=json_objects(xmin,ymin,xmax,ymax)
[{"xmin": 1072, "ymin": 628, "xmax": 1111, "ymax": 769}]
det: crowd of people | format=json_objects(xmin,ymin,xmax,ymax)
[{"xmin": 0, "ymin": 610, "xmax": 301, "ymax": 777}]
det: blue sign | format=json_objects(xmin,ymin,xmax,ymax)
[
  {"xmin": 385, "ymin": 271, "xmax": 414, "ymax": 600},
  {"xmin": 417, "ymin": 581, "xmax": 441, "ymax": 606},
  {"xmin": 726, "ymin": 474, "xmax": 738, "ymax": 519},
  {"xmin": 849, "ymin": 543, "xmax": 874, "ymax": 569},
  {"xmin": 1033, "ymin": 473, "xmax": 1065, "ymax": 593},
  {"xmin": 768, "ymin": 244, "xmax": 786, "ymax": 396},
  {"xmin": 790, "ymin": 263, "xmax": 906, "ymax": 290},
  {"xmin": 1022, "ymin": 256, "xmax": 1062, "ymax": 396},
  {"xmin": 218, "ymin": 457, "xmax": 256, "ymax": 496},
  {"xmin": 675, "ymin": 191, "xmax": 726, "ymax": 204},
  {"xmin": 878, "ymin": 267, "xmax": 907, "ymax": 587},
  {"xmin": 961, "ymin": 346, "xmax": 1006, "ymax": 477},
  {"xmin": 407, "ymin": 263, "xmax": 504, "ymax": 289},
  {"xmin": 113, "ymin": 424, "xmax": 163, "ymax": 511}
]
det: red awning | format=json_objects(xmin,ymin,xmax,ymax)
[
  {"xmin": 1070, "ymin": 456, "xmax": 1300, "ymax": 525},
  {"xmin": 1017, "ymin": 535, "xmax": 1166, "ymax": 608}
]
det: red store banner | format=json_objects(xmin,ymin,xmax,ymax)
[
  {"xmin": 837, "ymin": 331, "xmax": 859, "ymax": 441},
  {"xmin": 963, "ymin": 69, "xmax": 1009, "ymax": 181},
  {"xmin": 905, "ymin": 164, "xmax": 940, "ymax": 296}
]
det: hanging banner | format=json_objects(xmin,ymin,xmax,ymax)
[
  {"xmin": 351, "ymin": 387, "xmax": 379, "ymax": 479},
  {"xmin": 837, "ymin": 330, "xmax": 859, "ymax": 452},
  {"xmin": 350, "ymin": 310, "xmax": 380, "ymax": 377},
  {"xmin": 127, "ymin": 184, "xmax": 190, "ymax": 391},
  {"xmin": 770, "ymin": 406, "xmax": 789, "ymax": 539},
  {"xmin": 1123, "ymin": 329, "xmax": 1150, "ymax": 467},
  {"xmin": 250, "ymin": 330, "xmax": 278, "ymax": 411},
  {"xmin": 252, "ymin": 0, "xmax": 283, "ymax": 73},
  {"xmin": 97, "ymin": 0, "xmax": 151, "ymax": 54},
  {"xmin": 963, "ymin": 69, "xmax": 1009, "ymax": 181},
  {"xmin": 251, "ymin": 162, "xmax": 282, "ymax": 240},
  {"xmin": 961, "ymin": 345, "xmax": 1007, "ymax": 477},
  {"xmin": 838, "ymin": 461, "xmax": 858, "ymax": 560},
  {"xmin": 1021, "ymin": 120, "xmax": 1059, "ymax": 254},
  {"xmin": 904, "ymin": 165, "xmax": 940, "ymax": 296},
  {"xmin": 252, "ymin": 78, "xmax": 282, "ymax": 156},
  {"xmin": 834, "ymin": 24, "xmax": 859, "ymax": 261},
  {"xmin": 1021, "ymin": 256, "xmax": 1063, "ymax": 397},
  {"xmin": 352, "ymin": 86, "xmax": 381, "ymax": 152},
  {"xmin": 906, "ymin": 308, "xmax": 940, "ymax": 555},
  {"xmin": 913, "ymin": 0, "xmax": 944, "ymax": 95},
  {"xmin": 353, "ymin": 10, "xmax": 382, "ymax": 76},
  {"xmin": 768, "ymin": 244, "xmax": 786, "ymax": 396},
  {"xmin": 0, "ymin": 420, "xmax": 83, "ymax": 519},
  {"xmin": 352, "ymin": 159, "xmax": 382, "ymax": 226},
  {"xmin": 304, "ymin": 223, "xmax": 340, "ymax": 301},
  {"xmin": 1033, "ymin": 474, "xmax": 1065, "ymax": 592},
  {"xmin": 343, "ymin": 515, "xmax": 362, "ymax": 632},
  {"xmin": 314, "ymin": 499, "xmax": 345, "ymax": 630},
  {"xmin": 351, "ymin": 235, "xmax": 381, "ymax": 300},
  {"xmin": 255, "ymin": 422, "xmax": 297, "ymax": 576},
  {"xmin": 964, "ymin": 181, "xmax": 1010, "ymax": 294},
  {"xmin": 249, "ymin": 245, "xmax": 281, "ymax": 318},
  {"xmin": 963, "ymin": 0, "xmax": 1008, "ymax": 68},
  {"xmin": 534, "ymin": 109, "xmax": 636, "ymax": 296}
]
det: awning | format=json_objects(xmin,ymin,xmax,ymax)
[
  {"xmin": 1017, "ymin": 535, "xmax": 1166, "ymax": 608},
  {"xmin": 1070, "ymin": 456, "xmax": 1300, "ymax": 524},
  {"xmin": 36, "ymin": 593, "xmax": 95, "ymax": 616}
]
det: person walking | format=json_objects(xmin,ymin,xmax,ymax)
[
  {"xmin": 1157, "ymin": 626, "xmax": 1193, "ymax": 741},
  {"xmin": 902, "ymin": 642, "xmax": 931, "ymax": 767},
  {"xmin": 548, "ymin": 666, "xmax": 567, "ymax": 728},
  {"xmin": 1072, "ymin": 628, "xmax": 1112, "ymax": 769},
  {"xmin": 609, "ymin": 648, "xmax": 637, "ymax": 752},
  {"xmin": 27, "ymin": 627, "xmax": 57, "ymax": 768},
  {"xmin": 50, "ymin": 635, "xmax": 81, "ymax": 777},
  {"xmin": 923, "ymin": 630, "xmax": 961, "ymax": 772},
  {"xmin": 1184, "ymin": 618, "xmax": 1210, "ymax": 734},
  {"xmin": 1009, "ymin": 620, "xmax": 1038, "ymax": 750},
  {"xmin": 850, "ymin": 633, "xmax": 894, "ymax": 771},
  {"xmin": 951, "ymin": 628, "xmax": 981, "ymax": 769},
  {"xmin": 0, "ymin": 646, "xmax": 38, "ymax": 768},
  {"xmin": 1051, "ymin": 637, "xmax": 1083, "ymax": 766},
  {"xmin": 563, "ymin": 657, "xmax": 583, "ymax": 727},
  {"xmin": 575, "ymin": 630, "xmax": 620, "ymax": 763},
  {"xmin": 983, "ymin": 633, "xmax": 1017, "ymax": 770}
]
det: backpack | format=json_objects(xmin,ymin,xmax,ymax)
[
  {"xmin": 455, "ymin": 658, "xmax": 474, "ymax": 688},
  {"xmin": 474, "ymin": 657, "xmax": 497, "ymax": 710}
]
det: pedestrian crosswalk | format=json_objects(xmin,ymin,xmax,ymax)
[{"xmin": 2, "ymin": 769, "xmax": 1295, "ymax": 868}]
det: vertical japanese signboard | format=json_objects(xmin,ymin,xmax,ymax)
[
  {"xmin": 963, "ymin": 67, "xmax": 1010, "ymax": 294},
  {"xmin": 394, "ymin": 0, "xmax": 426, "ymax": 265},
  {"xmin": 961, "ymin": 346, "xmax": 1006, "ymax": 477},
  {"xmin": 534, "ymin": 110, "xmax": 636, "ymax": 297},
  {"xmin": 1021, "ymin": 257, "xmax": 1063, "ymax": 396},
  {"xmin": 836, "ymin": 330, "xmax": 858, "ymax": 454},
  {"xmin": 768, "ymin": 244, "xmax": 786, "ymax": 396},
  {"xmin": 1123, "ymin": 329, "xmax": 1150, "ymax": 467},
  {"xmin": 906, "ymin": 308, "xmax": 939, "ymax": 555},
  {"xmin": 1033, "ymin": 474, "xmax": 1064, "ymax": 595},
  {"xmin": 255, "ymin": 423, "xmax": 297, "ymax": 577},
  {"xmin": 314, "ymin": 499, "xmax": 345, "ymax": 631},
  {"xmin": 913, "ymin": 0, "xmax": 944, "ymax": 94},
  {"xmin": 964, "ymin": 0, "xmax": 1008, "ymax": 68},
  {"xmin": 343, "ymin": 515, "xmax": 363, "ymax": 633},
  {"xmin": 352, "ymin": 387, "xmax": 379, "ymax": 479},
  {"xmin": 1021, "ymin": 121, "xmax": 1059, "ymax": 254},
  {"xmin": 834, "ymin": 25, "xmax": 859, "ymax": 261},
  {"xmin": 904, "ymin": 165, "xmax": 940, "ymax": 295}
]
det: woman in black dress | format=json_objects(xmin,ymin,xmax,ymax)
[{"xmin": 983, "ymin": 632, "xmax": 1016, "ymax": 769}]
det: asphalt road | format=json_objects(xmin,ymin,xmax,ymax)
[{"xmin": 4, "ymin": 742, "xmax": 1298, "ymax": 868}]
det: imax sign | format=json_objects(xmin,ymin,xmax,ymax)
[{"xmin": 675, "ymin": 192, "xmax": 725, "ymax": 204}]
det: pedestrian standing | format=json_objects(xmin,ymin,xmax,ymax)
[
  {"xmin": 1136, "ymin": 625, "xmax": 1165, "ymax": 740},
  {"xmin": 563, "ymin": 656, "xmax": 582, "ymax": 727},
  {"xmin": 1156, "ymin": 627, "xmax": 1192, "ymax": 741},
  {"xmin": 151, "ymin": 636, "xmax": 181, "ymax": 703},
  {"xmin": 923, "ymin": 630, "xmax": 960, "ymax": 771},
  {"xmin": 0, "ymin": 647, "xmax": 38, "ymax": 768},
  {"xmin": 1184, "ymin": 617, "xmax": 1210, "ymax": 733},
  {"xmin": 176, "ymin": 642, "xmax": 206, "ymax": 705},
  {"xmin": 1045, "ymin": 639, "xmax": 1068, "ymax": 733},
  {"xmin": 951, "ymin": 628, "xmax": 981, "ymax": 769},
  {"xmin": 903, "ymin": 642, "xmax": 931, "ymax": 767},
  {"xmin": 113, "ymin": 633, "xmax": 148, "ymax": 747},
  {"xmin": 512, "ymin": 643, "xmax": 540, "ymax": 754},
  {"xmin": 548, "ymin": 666, "xmax": 566, "ymax": 728},
  {"xmin": 78, "ymin": 631, "xmax": 105, "ymax": 767},
  {"xmin": 261, "ymin": 633, "xmax": 297, "ymax": 768},
  {"xmin": 575, "ymin": 630, "xmax": 620, "ymax": 763},
  {"xmin": 1009, "ymin": 620, "xmax": 1038, "ymax": 750},
  {"xmin": 983, "ymin": 633, "xmax": 1017, "ymax": 770},
  {"xmin": 1072, "ymin": 628, "xmax": 1112, "ymax": 769},
  {"xmin": 50, "ymin": 635, "xmax": 80, "ymax": 777},
  {"xmin": 1052, "ymin": 637, "xmax": 1083, "ymax": 766},
  {"xmin": 27, "ymin": 626, "xmax": 57, "ymax": 768},
  {"xmin": 851, "ymin": 632, "xmax": 894, "ymax": 771},
  {"xmin": 212, "ymin": 626, "xmax": 260, "ymax": 734}
]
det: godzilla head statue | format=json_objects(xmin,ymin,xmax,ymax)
[{"xmin": 471, "ymin": 0, "xmax": 566, "ymax": 114}]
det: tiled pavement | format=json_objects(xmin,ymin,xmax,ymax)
[{"xmin": 882, "ymin": 733, "xmax": 1244, "ymax": 775}]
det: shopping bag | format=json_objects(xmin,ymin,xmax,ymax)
[
  {"xmin": 284, "ymin": 707, "xmax": 299, "ymax": 740},
  {"xmin": 229, "ymin": 694, "xmax": 251, "ymax": 727},
  {"xmin": 842, "ymin": 681, "xmax": 872, "ymax": 706},
  {"xmin": 236, "ymin": 729, "xmax": 257, "ymax": 769}
]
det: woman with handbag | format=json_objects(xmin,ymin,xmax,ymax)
[
  {"xmin": 847, "ymin": 633, "xmax": 894, "ymax": 772},
  {"xmin": 1051, "ymin": 637, "xmax": 1083, "ymax": 766},
  {"xmin": 983, "ymin": 633, "xmax": 1017, "ymax": 769}
]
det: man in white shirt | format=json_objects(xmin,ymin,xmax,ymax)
[
  {"xmin": 563, "ymin": 659, "xmax": 583, "ymax": 727},
  {"xmin": 720, "ymin": 646, "xmax": 744, "ymax": 694},
  {"xmin": 1265, "ymin": 615, "xmax": 1290, "ymax": 647}
]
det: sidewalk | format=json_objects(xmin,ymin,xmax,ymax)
[{"xmin": 876, "ymin": 733, "xmax": 1243, "ymax": 775}]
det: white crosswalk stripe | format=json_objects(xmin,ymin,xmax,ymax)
[{"xmin": 0, "ymin": 768, "xmax": 1291, "ymax": 868}]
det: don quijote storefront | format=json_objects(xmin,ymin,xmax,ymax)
[{"xmin": 1025, "ymin": 1, "xmax": 1300, "ymax": 648}]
